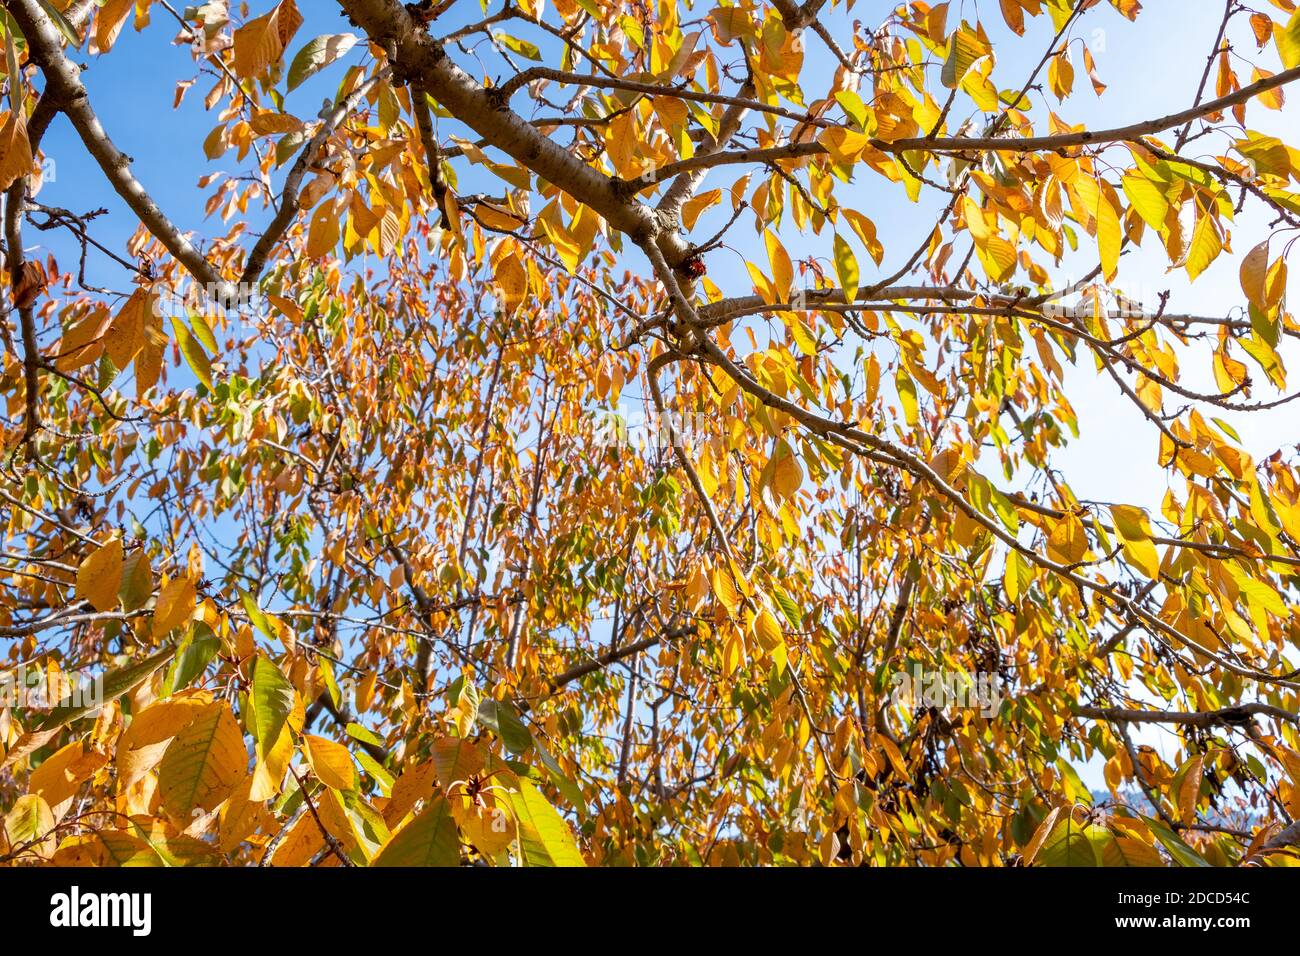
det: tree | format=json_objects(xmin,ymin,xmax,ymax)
[{"xmin": 0, "ymin": 0, "xmax": 1298, "ymax": 868}]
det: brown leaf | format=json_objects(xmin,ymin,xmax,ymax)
[
  {"xmin": 0, "ymin": 111, "xmax": 32, "ymax": 191},
  {"xmin": 232, "ymin": 0, "xmax": 303, "ymax": 79}
]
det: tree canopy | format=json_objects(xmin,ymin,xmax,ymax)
[{"xmin": 2, "ymin": 0, "xmax": 1300, "ymax": 867}]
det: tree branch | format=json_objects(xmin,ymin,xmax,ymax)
[{"xmin": 8, "ymin": 0, "xmax": 233, "ymax": 300}]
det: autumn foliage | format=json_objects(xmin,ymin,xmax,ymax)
[{"xmin": 1, "ymin": 0, "xmax": 1300, "ymax": 868}]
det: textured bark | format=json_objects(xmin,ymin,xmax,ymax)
[
  {"xmin": 336, "ymin": 0, "xmax": 691, "ymax": 264},
  {"xmin": 8, "ymin": 0, "xmax": 232, "ymax": 299}
]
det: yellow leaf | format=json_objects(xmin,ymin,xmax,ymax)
[
  {"xmin": 769, "ymin": 438, "xmax": 803, "ymax": 499},
  {"xmin": 1240, "ymin": 240, "xmax": 1270, "ymax": 310},
  {"xmin": 249, "ymin": 722, "xmax": 294, "ymax": 801},
  {"xmin": 1186, "ymin": 207, "xmax": 1222, "ymax": 281},
  {"xmin": 602, "ymin": 110, "xmax": 637, "ymax": 179},
  {"xmin": 56, "ymin": 308, "xmax": 111, "ymax": 372},
  {"xmin": 306, "ymin": 200, "xmax": 340, "ymax": 258},
  {"xmin": 1021, "ymin": 806, "xmax": 1062, "ymax": 864},
  {"xmin": 494, "ymin": 251, "xmax": 528, "ymax": 316},
  {"xmin": 746, "ymin": 259, "xmax": 778, "ymax": 306},
  {"xmin": 508, "ymin": 780, "xmax": 586, "ymax": 866},
  {"xmin": 384, "ymin": 759, "xmax": 437, "ymax": 827},
  {"xmin": 462, "ymin": 802, "xmax": 515, "ymax": 856},
  {"xmin": 219, "ymin": 777, "xmax": 263, "ymax": 853},
  {"xmin": 1103, "ymin": 833, "xmax": 1166, "ymax": 866},
  {"xmin": 232, "ymin": 0, "xmax": 303, "ymax": 79},
  {"xmin": 1110, "ymin": 504, "xmax": 1160, "ymax": 578},
  {"xmin": 94, "ymin": 0, "xmax": 135, "ymax": 53},
  {"xmin": 754, "ymin": 606, "xmax": 784, "ymax": 652},
  {"xmin": 681, "ymin": 189, "xmax": 721, "ymax": 231},
  {"xmin": 1121, "ymin": 171, "xmax": 1169, "ymax": 231},
  {"xmin": 1046, "ymin": 513, "xmax": 1088, "ymax": 565},
  {"xmin": 841, "ymin": 209, "xmax": 884, "ymax": 265},
  {"xmin": 1096, "ymin": 181, "xmax": 1121, "ymax": 282},
  {"xmin": 31, "ymin": 741, "xmax": 103, "ymax": 809},
  {"xmin": 4, "ymin": 793, "xmax": 55, "ymax": 849},
  {"xmin": 104, "ymin": 289, "xmax": 149, "ymax": 371},
  {"xmin": 0, "ymin": 110, "xmax": 32, "ymax": 191},
  {"xmin": 942, "ymin": 23, "xmax": 988, "ymax": 89},
  {"xmin": 271, "ymin": 812, "xmax": 326, "ymax": 867},
  {"xmin": 158, "ymin": 701, "xmax": 248, "ymax": 822},
  {"xmin": 304, "ymin": 734, "xmax": 358, "ymax": 791},
  {"xmin": 1048, "ymin": 53, "xmax": 1074, "ymax": 100},
  {"xmin": 832, "ymin": 232, "xmax": 859, "ymax": 307},
  {"xmin": 1003, "ymin": 550, "xmax": 1026, "ymax": 603},
  {"xmin": 118, "ymin": 696, "xmax": 210, "ymax": 790},
  {"xmin": 1175, "ymin": 754, "xmax": 1205, "ymax": 826},
  {"xmin": 896, "ymin": 368, "xmax": 919, "ymax": 426},
  {"xmin": 172, "ymin": 317, "xmax": 213, "ymax": 389},
  {"xmin": 712, "ymin": 564, "xmax": 741, "ymax": 617},
  {"xmin": 154, "ymin": 575, "xmax": 197, "ymax": 635},
  {"xmin": 765, "ymin": 230, "xmax": 793, "ymax": 303},
  {"xmin": 75, "ymin": 537, "xmax": 124, "ymax": 613},
  {"xmin": 1278, "ymin": 10, "xmax": 1300, "ymax": 70}
]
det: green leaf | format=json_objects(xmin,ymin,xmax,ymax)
[
  {"xmin": 356, "ymin": 749, "xmax": 394, "ymax": 793},
  {"xmin": 1146, "ymin": 818, "xmax": 1211, "ymax": 867},
  {"xmin": 495, "ymin": 32, "xmax": 542, "ymax": 61},
  {"xmin": 118, "ymin": 548, "xmax": 152, "ymax": 612},
  {"xmin": 372, "ymin": 795, "xmax": 459, "ymax": 866},
  {"xmin": 1121, "ymin": 171, "xmax": 1169, "ymax": 231},
  {"xmin": 1278, "ymin": 9, "xmax": 1300, "ymax": 70},
  {"xmin": 508, "ymin": 781, "xmax": 586, "ymax": 867},
  {"xmin": 534, "ymin": 742, "xmax": 586, "ymax": 819},
  {"xmin": 38, "ymin": 646, "xmax": 176, "ymax": 731},
  {"xmin": 3, "ymin": 15, "xmax": 21, "ymax": 115},
  {"xmin": 895, "ymin": 368, "xmax": 919, "ymax": 427},
  {"xmin": 773, "ymin": 586, "xmax": 803, "ymax": 630},
  {"xmin": 834, "ymin": 90, "xmax": 867, "ymax": 130},
  {"xmin": 989, "ymin": 487, "xmax": 1020, "ymax": 534},
  {"xmin": 286, "ymin": 33, "xmax": 358, "ymax": 91},
  {"xmin": 250, "ymin": 654, "xmax": 295, "ymax": 754},
  {"xmin": 478, "ymin": 699, "xmax": 532, "ymax": 755},
  {"xmin": 832, "ymin": 232, "xmax": 859, "ymax": 307},
  {"xmin": 163, "ymin": 622, "xmax": 220, "ymax": 694},
  {"xmin": 941, "ymin": 23, "xmax": 985, "ymax": 90},
  {"xmin": 275, "ymin": 129, "xmax": 307, "ymax": 167},
  {"xmin": 174, "ymin": 315, "xmax": 213, "ymax": 388},
  {"xmin": 240, "ymin": 589, "xmax": 275, "ymax": 639},
  {"xmin": 36, "ymin": 0, "xmax": 79, "ymax": 47},
  {"xmin": 4, "ymin": 794, "xmax": 53, "ymax": 845},
  {"xmin": 1239, "ymin": 331, "xmax": 1286, "ymax": 390},
  {"xmin": 1036, "ymin": 816, "xmax": 1099, "ymax": 867},
  {"xmin": 345, "ymin": 722, "xmax": 383, "ymax": 747}
]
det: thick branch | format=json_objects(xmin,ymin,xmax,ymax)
[
  {"xmin": 8, "ymin": 0, "xmax": 232, "ymax": 300},
  {"xmin": 1077, "ymin": 703, "xmax": 1299, "ymax": 727},
  {"xmin": 337, "ymin": 0, "xmax": 690, "ymax": 263}
]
